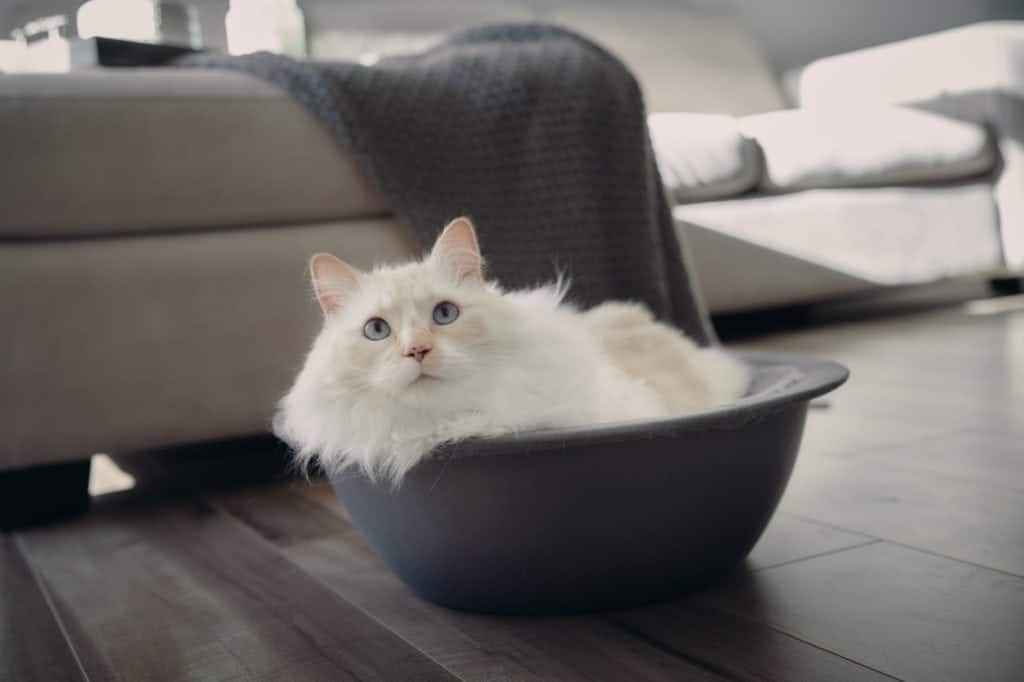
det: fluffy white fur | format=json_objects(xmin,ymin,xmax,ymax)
[{"xmin": 275, "ymin": 217, "xmax": 750, "ymax": 483}]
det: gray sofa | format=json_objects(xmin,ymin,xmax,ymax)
[{"xmin": 2, "ymin": 17, "xmax": 1021, "ymax": 524}]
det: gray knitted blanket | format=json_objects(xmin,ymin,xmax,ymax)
[{"xmin": 176, "ymin": 24, "xmax": 712, "ymax": 344}]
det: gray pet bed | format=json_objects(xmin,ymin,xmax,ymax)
[
  {"xmin": 333, "ymin": 352, "xmax": 845, "ymax": 614},
  {"xmin": 178, "ymin": 24, "xmax": 847, "ymax": 614}
]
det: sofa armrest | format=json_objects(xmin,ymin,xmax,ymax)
[
  {"xmin": 799, "ymin": 22, "xmax": 1024, "ymax": 108},
  {"xmin": 647, "ymin": 113, "xmax": 760, "ymax": 203},
  {"xmin": 0, "ymin": 69, "xmax": 388, "ymax": 239},
  {"xmin": 800, "ymin": 22, "xmax": 1024, "ymax": 271}
]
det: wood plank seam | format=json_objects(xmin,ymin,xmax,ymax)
[
  {"xmin": 610, "ymin": 605, "xmax": 904, "ymax": 682},
  {"xmin": 749, "ymin": 538, "xmax": 882, "ymax": 573},
  {"xmin": 777, "ymin": 512, "xmax": 885, "ymax": 541},
  {"xmin": 609, "ymin": 620, "xmax": 744, "ymax": 681},
  {"xmin": 12, "ymin": 535, "xmax": 92, "ymax": 682},
  {"xmin": 781, "ymin": 511, "xmax": 1024, "ymax": 579},
  {"xmin": 199, "ymin": 496, "xmax": 468, "ymax": 681},
  {"xmin": 683, "ymin": 602, "xmax": 904, "ymax": 682},
  {"xmin": 207, "ymin": 484, "xmax": 734, "ymax": 681},
  {"xmin": 248, "ymin": 483, "xmax": 883, "ymax": 681}
]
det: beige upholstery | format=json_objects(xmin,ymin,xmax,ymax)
[
  {"xmin": 0, "ymin": 69, "xmax": 388, "ymax": 239},
  {"xmin": 0, "ymin": 218, "xmax": 416, "ymax": 470}
]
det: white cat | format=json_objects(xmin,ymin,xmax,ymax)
[{"xmin": 275, "ymin": 217, "xmax": 750, "ymax": 483}]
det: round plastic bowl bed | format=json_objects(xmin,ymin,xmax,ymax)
[{"xmin": 330, "ymin": 350, "xmax": 847, "ymax": 615}]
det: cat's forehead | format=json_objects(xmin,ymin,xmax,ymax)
[{"xmin": 358, "ymin": 261, "xmax": 454, "ymax": 309}]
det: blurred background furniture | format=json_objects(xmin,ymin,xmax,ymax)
[
  {"xmin": 0, "ymin": 67, "xmax": 412, "ymax": 518},
  {"xmin": 2, "ymin": 1, "xmax": 1023, "ymax": 522},
  {"xmin": 652, "ymin": 23, "xmax": 1024, "ymax": 312}
]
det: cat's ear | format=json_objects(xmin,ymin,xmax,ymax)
[
  {"xmin": 310, "ymin": 253, "xmax": 360, "ymax": 317},
  {"xmin": 431, "ymin": 217, "xmax": 483, "ymax": 284}
]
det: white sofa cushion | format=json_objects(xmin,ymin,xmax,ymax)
[
  {"xmin": 675, "ymin": 181, "xmax": 1002, "ymax": 297},
  {"xmin": 649, "ymin": 113, "xmax": 760, "ymax": 203},
  {"xmin": 741, "ymin": 107, "xmax": 996, "ymax": 191}
]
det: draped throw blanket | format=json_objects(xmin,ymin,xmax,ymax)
[{"xmin": 176, "ymin": 24, "xmax": 713, "ymax": 344}]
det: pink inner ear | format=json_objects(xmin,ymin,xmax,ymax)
[
  {"xmin": 432, "ymin": 217, "xmax": 483, "ymax": 283},
  {"xmin": 310, "ymin": 253, "xmax": 359, "ymax": 316}
]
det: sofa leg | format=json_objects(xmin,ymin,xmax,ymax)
[
  {"xmin": 0, "ymin": 459, "xmax": 91, "ymax": 530},
  {"xmin": 990, "ymin": 277, "xmax": 1023, "ymax": 295}
]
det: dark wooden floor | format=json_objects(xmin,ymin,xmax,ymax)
[{"xmin": 4, "ymin": 298, "xmax": 1022, "ymax": 682}]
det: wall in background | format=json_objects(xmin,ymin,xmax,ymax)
[
  {"xmin": 727, "ymin": 0, "xmax": 1024, "ymax": 72},
  {"xmin": 3, "ymin": 0, "xmax": 1023, "ymax": 75}
]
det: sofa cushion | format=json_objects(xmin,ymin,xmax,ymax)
[
  {"xmin": 0, "ymin": 69, "xmax": 389, "ymax": 239},
  {"xmin": 649, "ymin": 113, "xmax": 761, "ymax": 203},
  {"xmin": 0, "ymin": 216, "xmax": 417, "ymax": 469},
  {"xmin": 675, "ymin": 181, "xmax": 1002, "ymax": 299},
  {"xmin": 741, "ymin": 107, "xmax": 997, "ymax": 191}
]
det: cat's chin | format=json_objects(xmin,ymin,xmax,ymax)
[
  {"xmin": 393, "ymin": 371, "xmax": 444, "ymax": 397},
  {"xmin": 390, "ymin": 374, "xmax": 449, "ymax": 408}
]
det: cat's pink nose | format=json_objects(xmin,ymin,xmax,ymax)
[{"xmin": 404, "ymin": 344, "xmax": 432, "ymax": 362}]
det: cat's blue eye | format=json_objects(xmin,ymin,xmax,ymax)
[
  {"xmin": 432, "ymin": 301, "xmax": 459, "ymax": 325},
  {"xmin": 363, "ymin": 317, "xmax": 391, "ymax": 341}
]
